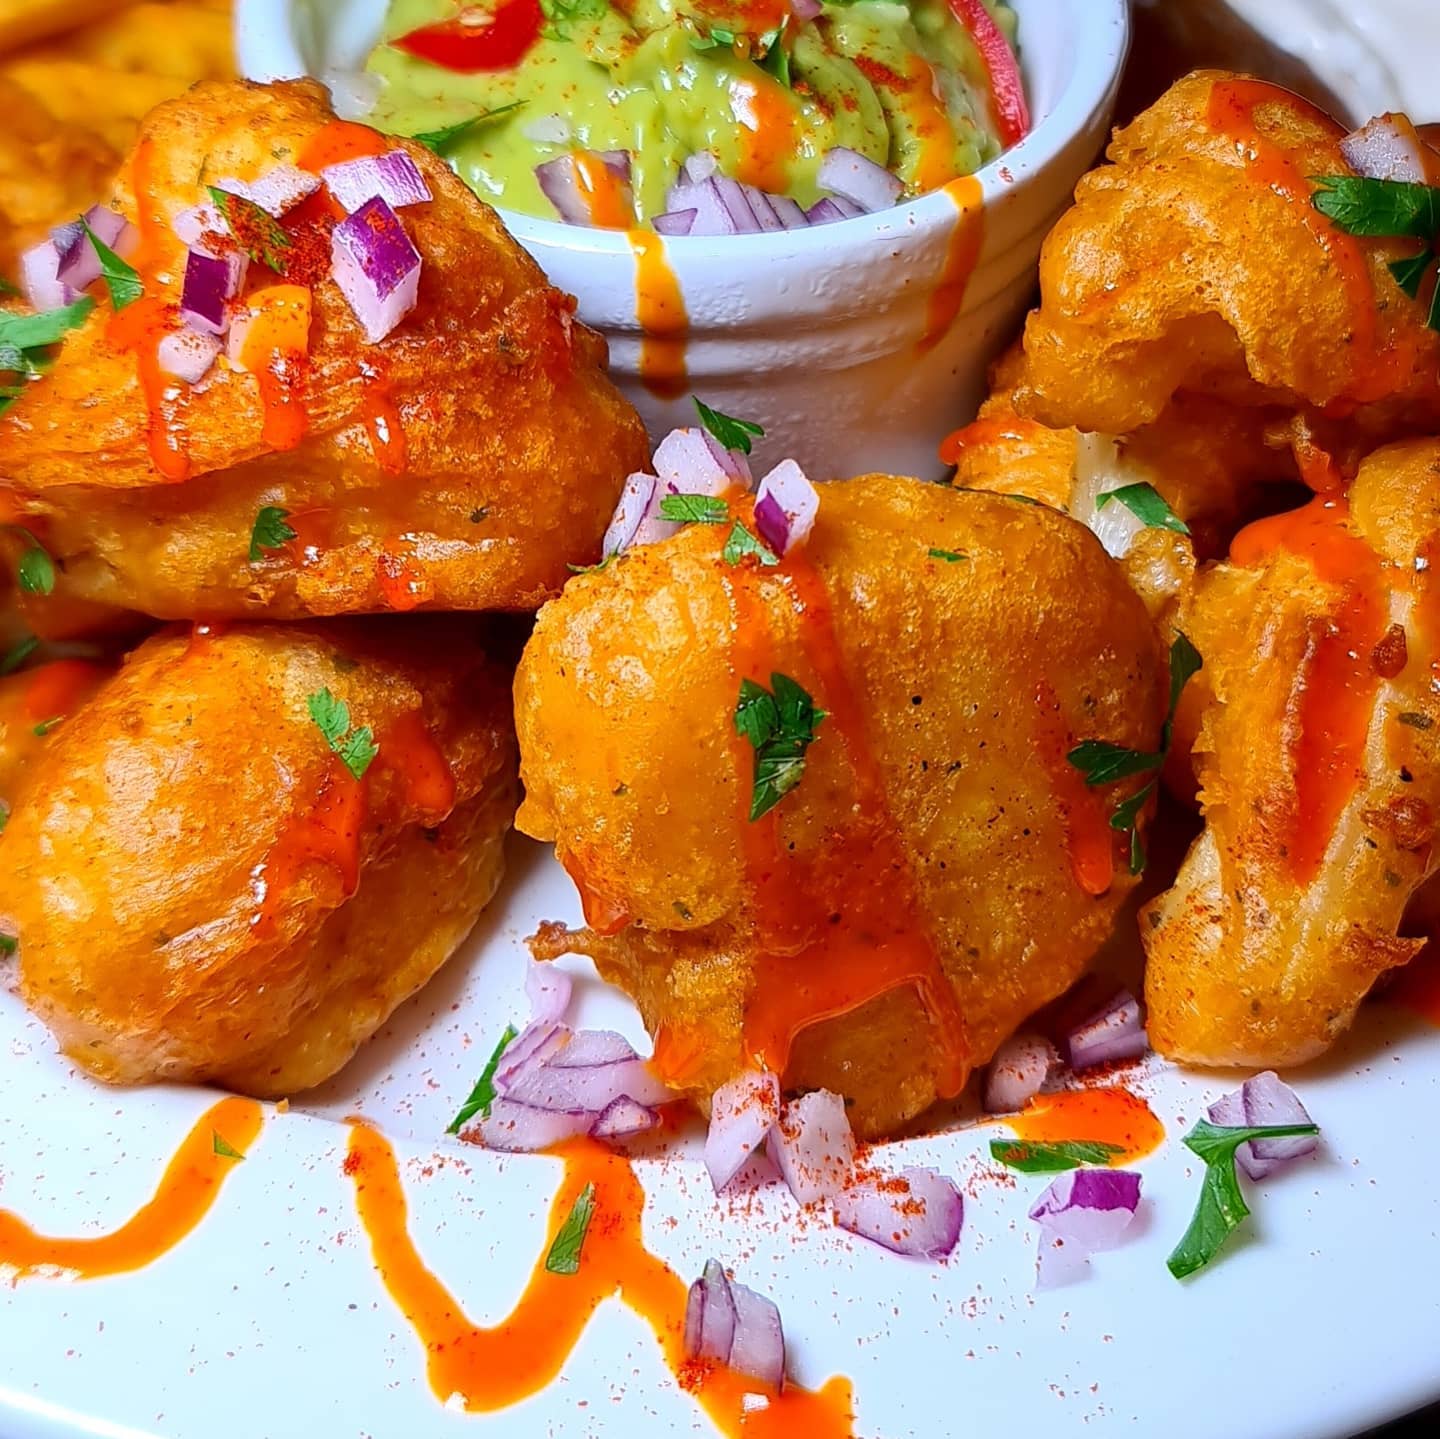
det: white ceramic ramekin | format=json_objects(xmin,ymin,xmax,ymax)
[{"xmin": 237, "ymin": 0, "xmax": 1128, "ymax": 480}]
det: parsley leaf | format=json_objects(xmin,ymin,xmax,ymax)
[
  {"xmin": 1095, "ymin": 482, "xmax": 1190, "ymax": 535},
  {"xmin": 1167, "ymin": 1118, "xmax": 1320, "ymax": 1279},
  {"xmin": 447, "ymin": 1024, "xmax": 518, "ymax": 1134},
  {"xmin": 989, "ymin": 1139, "xmax": 1125, "ymax": 1173},
  {"xmin": 659, "ymin": 493, "xmax": 729, "ymax": 525},
  {"xmin": 722, "ymin": 521, "xmax": 779, "ymax": 567},
  {"xmin": 758, "ymin": 25, "xmax": 791, "ymax": 86},
  {"xmin": 0, "ymin": 634, "xmax": 37, "ymax": 676},
  {"xmin": 0, "ymin": 934, "xmax": 15, "ymax": 958},
  {"xmin": 1164, "ymin": 632, "xmax": 1203, "ymax": 748},
  {"xmin": 306, "ymin": 688, "xmax": 378, "ymax": 781},
  {"xmin": 32, "ymin": 716, "xmax": 62, "ymax": 737},
  {"xmin": 735, "ymin": 672, "xmax": 827, "ymax": 820},
  {"xmin": 539, "ymin": 0, "xmax": 606, "ymax": 38},
  {"xmin": 691, "ymin": 23, "xmax": 738, "ymax": 51},
  {"xmin": 248, "ymin": 505, "xmax": 297, "ymax": 563},
  {"xmin": 212, "ymin": 1131, "xmax": 246, "ymax": 1160},
  {"xmin": 12, "ymin": 530, "xmax": 55, "ymax": 596},
  {"xmin": 0, "ymin": 298, "xmax": 94, "ymax": 352},
  {"xmin": 411, "ymin": 101, "xmax": 527, "ymax": 154},
  {"xmin": 545, "ymin": 1181, "xmax": 598, "ymax": 1275},
  {"xmin": 1066, "ymin": 739, "xmax": 1164, "ymax": 787},
  {"xmin": 79, "ymin": 219, "xmax": 142, "ymax": 311},
  {"xmin": 928, "ymin": 547, "xmax": 968, "ymax": 563},
  {"xmin": 208, "ymin": 186, "xmax": 292, "ymax": 273},
  {"xmin": 694, "ymin": 396, "xmax": 764, "ymax": 455}
]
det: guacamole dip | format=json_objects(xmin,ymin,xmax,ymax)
[{"xmin": 364, "ymin": 0, "xmax": 1022, "ymax": 228}]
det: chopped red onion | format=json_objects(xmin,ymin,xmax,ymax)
[
  {"xmin": 805, "ymin": 196, "xmax": 865, "ymax": 226},
  {"xmin": 1341, "ymin": 116, "xmax": 1432, "ymax": 183},
  {"xmin": 818, "ymin": 147, "xmax": 903, "ymax": 213},
  {"xmin": 494, "ymin": 1019, "xmax": 570, "ymax": 1089},
  {"xmin": 654, "ymin": 426, "xmax": 734, "ymax": 499},
  {"xmin": 180, "ymin": 249, "xmax": 246, "ymax": 336},
  {"xmin": 592, "ymin": 1095, "xmax": 659, "ymax": 1140},
  {"xmin": 765, "ymin": 1089, "xmax": 854, "ymax": 1204},
  {"xmin": 666, "ymin": 178, "xmax": 748, "ymax": 236},
  {"xmin": 504, "ymin": 1053, "xmax": 671, "ymax": 1112},
  {"xmin": 983, "ymin": 1032, "xmax": 1060, "ymax": 1114},
  {"xmin": 767, "ymin": 194, "xmax": 807, "ymax": 229},
  {"xmin": 157, "ymin": 328, "xmax": 222, "ymax": 384},
  {"xmin": 243, "ymin": 165, "xmax": 323, "ymax": 218},
  {"xmin": 705, "ymin": 1070, "xmax": 780, "ymax": 1193},
  {"xmin": 753, "ymin": 459, "xmax": 818, "ymax": 556},
  {"xmin": 322, "ymin": 150, "xmax": 433, "ymax": 215},
  {"xmin": 833, "ymin": 1167, "xmax": 965, "ymax": 1260},
  {"xmin": 56, "ymin": 206, "xmax": 137, "ymax": 292},
  {"xmin": 791, "ymin": 0, "xmax": 822, "ymax": 18},
  {"xmin": 652, "ymin": 209, "xmax": 697, "ymax": 237},
  {"xmin": 468, "ymin": 1097, "xmax": 597, "ymax": 1152},
  {"xmin": 331, "ymin": 196, "xmax": 421, "ymax": 343},
  {"xmin": 536, "ymin": 151, "xmax": 633, "ymax": 226},
  {"xmin": 525, "ymin": 961, "xmax": 573, "ymax": 1024},
  {"xmin": 1066, "ymin": 989, "xmax": 1148, "ymax": 1070},
  {"xmin": 684, "ymin": 1259, "xmax": 786, "ymax": 1390},
  {"xmin": 1029, "ymin": 1168, "xmax": 1142, "ymax": 1288},
  {"xmin": 1207, "ymin": 1072, "xmax": 1318, "ymax": 1181},
  {"xmin": 172, "ymin": 200, "xmax": 227, "ymax": 254},
  {"xmin": 523, "ymin": 113, "xmax": 573, "ymax": 146},
  {"xmin": 19, "ymin": 240, "xmax": 73, "ymax": 311},
  {"xmin": 549, "ymin": 1029, "xmax": 635, "ymax": 1068},
  {"xmin": 683, "ymin": 152, "xmax": 720, "ymax": 184},
  {"xmin": 703, "ymin": 432, "xmax": 753, "ymax": 488}
]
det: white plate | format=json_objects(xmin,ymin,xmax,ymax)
[{"xmin": 0, "ymin": 836, "xmax": 1437, "ymax": 1439}]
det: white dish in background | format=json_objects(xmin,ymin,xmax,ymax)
[
  {"xmin": 0, "ymin": 835, "xmax": 1438, "ymax": 1439},
  {"xmin": 237, "ymin": 0, "xmax": 1129, "ymax": 481}
]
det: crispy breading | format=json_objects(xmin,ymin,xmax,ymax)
[
  {"xmin": 515, "ymin": 476, "xmax": 1165, "ymax": 1136},
  {"xmin": 0, "ymin": 618, "xmax": 519, "ymax": 1093},
  {"xmin": 1143, "ymin": 438, "xmax": 1440, "ymax": 1066},
  {"xmin": 0, "ymin": 79, "xmax": 649, "ymax": 625}
]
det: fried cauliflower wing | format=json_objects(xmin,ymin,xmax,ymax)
[
  {"xmin": 0, "ymin": 618, "xmax": 518, "ymax": 1094},
  {"xmin": 0, "ymin": 79, "xmax": 648, "ymax": 625},
  {"xmin": 516, "ymin": 476, "xmax": 1166, "ymax": 1136},
  {"xmin": 1143, "ymin": 438, "xmax": 1440, "ymax": 1067}
]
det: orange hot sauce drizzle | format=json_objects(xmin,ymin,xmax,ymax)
[
  {"xmin": 21, "ymin": 658, "xmax": 108, "ymax": 726},
  {"xmin": 903, "ymin": 57, "xmax": 961, "ymax": 195},
  {"xmin": 917, "ymin": 174, "xmax": 985, "ymax": 355},
  {"xmin": 1230, "ymin": 495, "xmax": 1387, "ymax": 884},
  {"xmin": 571, "ymin": 150, "xmax": 634, "ymax": 229},
  {"xmin": 378, "ymin": 707, "xmax": 455, "ymax": 817},
  {"xmin": 732, "ymin": 76, "xmax": 796, "ymax": 196},
  {"xmin": 628, "ymin": 229, "xmax": 688, "ymax": 399},
  {"xmin": 999, "ymin": 1087, "xmax": 1166, "ymax": 1164},
  {"xmin": 724, "ymin": 550, "xmax": 967, "ymax": 1096},
  {"xmin": 345, "ymin": 1124, "xmax": 854, "ymax": 1435},
  {"xmin": 937, "ymin": 409, "xmax": 1042, "ymax": 467},
  {"xmin": 358, "ymin": 374, "xmax": 408, "ymax": 474},
  {"xmin": 0, "ymin": 1097, "xmax": 262, "ymax": 1280},
  {"xmin": 376, "ymin": 544, "xmax": 427, "ymax": 610},
  {"xmin": 1032, "ymin": 679, "xmax": 1116, "ymax": 897},
  {"xmin": 297, "ymin": 120, "xmax": 389, "ymax": 173}
]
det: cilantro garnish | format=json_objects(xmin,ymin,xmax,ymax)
[
  {"xmin": 691, "ymin": 23, "xmax": 738, "ymax": 52},
  {"xmin": 659, "ymin": 493, "xmax": 729, "ymax": 525},
  {"xmin": 32, "ymin": 716, "xmax": 62, "ymax": 737},
  {"xmin": 567, "ymin": 554, "xmax": 617, "ymax": 575},
  {"xmin": 928, "ymin": 547, "xmax": 968, "ymax": 563},
  {"xmin": 306, "ymin": 688, "xmax": 378, "ymax": 781},
  {"xmin": 0, "ymin": 298, "xmax": 94, "ymax": 415},
  {"xmin": 7, "ymin": 528, "xmax": 56, "ymax": 596},
  {"xmin": 1095, "ymin": 482, "xmax": 1189, "ymax": 535},
  {"xmin": 545, "ymin": 1181, "xmax": 598, "ymax": 1275},
  {"xmin": 208, "ymin": 186, "xmax": 292, "ymax": 274},
  {"xmin": 79, "ymin": 219, "xmax": 142, "ymax": 311},
  {"xmin": 694, "ymin": 396, "xmax": 764, "ymax": 455},
  {"xmin": 411, "ymin": 101, "xmax": 527, "ymax": 154},
  {"xmin": 758, "ymin": 25, "xmax": 792, "ymax": 86},
  {"xmin": 539, "ymin": 0, "xmax": 606, "ymax": 38},
  {"xmin": 248, "ymin": 505, "xmax": 296, "ymax": 563},
  {"xmin": 1066, "ymin": 633, "xmax": 1202, "ymax": 873},
  {"xmin": 0, "ymin": 935, "xmax": 15, "ymax": 958},
  {"xmin": 447, "ymin": 1024, "xmax": 518, "ymax": 1134},
  {"xmin": 989, "ymin": 1139, "xmax": 1125, "ymax": 1173},
  {"xmin": 1311, "ymin": 175, "xmax": 1440, "ymax": 329},
  {"xmin": 0, "ymin": 634, "xmax": 37, "ymax": 676},
  {"xmin": 1167, "ymin": 1117, "xmax": 1320, "ymax": 1279},
  {"xmin": 735, "ymin": 672, "xmax": 827, "ymax": 821},
  {"xmin": 722, "ymin": 521, "xmax": 779, "ymax": 567},
  {"xmin": 212, "ymin": 1131, "xmax": 246, "ymax": 1160}
]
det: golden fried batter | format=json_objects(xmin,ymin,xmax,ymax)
[
  {"xmin": 0, "ymin": 79, "xmax": 649, "ymax": 625},
  {"xmin": 1143, "ymin": 438, "xmax": 1440, "ymax": 1067},
  {"xmin": 0, "ymin": 618, "xmax": 518, "ymax": 1094},
  {"xmin": 517, "ymin": 477, "xmax": 1165, "ymax": 1136}
]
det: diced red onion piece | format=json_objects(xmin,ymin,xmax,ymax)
[
  {"xmin": 1028, "ymin": 1168, "xmax": 1142, "ymax": 1288},
  {"xmin": 833, "ymin": 1166, "xmax": 964, "ymax": 1259},
  {"xmin": 652, "ymin": 209, "xmax": 696, "ymax": 237},
  {"xmin": 692, "ymin": 1259, "xmax": 738, "ymax": 1366},
  {"xmin": 592, "ymin": 1095, "xmax": 659, "ymax": 1139},
  {"xmin": 767, "ymin": 194, "xmax": 808, "ymax": 229},
  {"xmin": 58, "ymin": 206, "xmax": 137, "ymax": 291},
  {"xmin": 468, "ymin": 1097, "xmax": 596, "ymax": 1152},
  {"xmin": 654, "ymin": 426, "xmax": 734, "ymax": 499},
  {"xmin": 1341, "ymin": 116, "xmax": 1432, "ymax": 183},
  {"xmin": 683, "ymin": 152, "xmax": 719, "ymax": 184},
  {"xmin": 172, "ymin": 201, "xmax": 226, "ymax": 253},
  {"xmin": 550, "ymin": 1029, "xmax": 635, "ymax": 1067},
  {"xmin": 703, "ymin": 432, "xmax": 753, "ymax": 488},
  {"xmin": 493, "ymin": 1019, "xmax": 570, "ymax": 1089},
  {"xmin": 331, "ymin": 196, "xmax": 421, "ymax": 343},
  {"xmin": 323, "ymin": 150, "xmax": 433, "ymax": 214},
  {"xmin": 1066, "ymin": 989, "xmax": 1148, "ymax": 1070},
  {"xmin": 739, "ymin": 185, "xmax": 786, "ymax": 232},
  {"xmin": 602, "ymin": 471, "xmax": 682, "ymax": 557},
  {"xmin": 19, "ymin": 240, "xmax": 72, "ymax": 311},
  {"xmin": 157, "ymin": 328, "xmax": 221, "ymax": 384},
  {"xmin": 667, "ymin": 179, "xmax": 742, "ymax": 237},
  {"xmin": 805, "ymin": 196, "xmax": 865, "ymax": 226},
  {"xmin": 180, "ymin": 249, "xmax": 246, "ymax": 336},
  {"xmin": 791, "ymin": 0, "xmax": 822, "ymax": 17},
  {"xmin": 504, "ymin": 1054, "xmax": 671, "ymax": 1113},
  {"xmin": 523, "ymin": 113, "xmax": 572, "ymax": 145},
  {"xmin": 765, "ymin": 1088, "xmax": 854, "ymax": 1204},
  {"xmin": 50, "ymin": 219, "xmax": 83, "ymax": 269},
  {"xmin": 1208, "ymin": 1072, "xmax": 1318, "ymax": 1181},
  {"xmin": 983, "ymin": 1032, "xmax": 1060, "ymax": 1114},
  {"xmin": 753, "ymin": 459, "xmax": 818, "ymax": 555},
  {"xmin": 684, "ymin": 1260, "xmax": 786, "ymax": 1390},
  {"xmin": 818, "ymin": 147, "xmax": 903, "ymax": 213},
  {"xmin": 525, "ymin": 961, "xmax": 573, "ymax": 1024},
  {"xmin": 705, "ymin": 1069, "xmax": 780, "ymax": 1193},
  {"xmin": 245, "ymin": 165, "xmax": 323, "ymax": 217}
]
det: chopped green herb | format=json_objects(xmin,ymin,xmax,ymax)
[
  {"xmin": 691, "ymin": 23, "xmax": 738, "ymax": 51},
  {"xmin": 758, "ymin": 25, "xmax": 792, "ymax": 86},
  {"xmin": 567, "ymin": 553, "xmax": 617, "ymax": 575},
  {"xmin": 659, "ymin": 493, "xmax": 729, "ymax": 525},
  {"xmin": 734, "ymin": 672, "xmax": 827, "ymax": 821},
  {"xmin": 208, "ymin": 186, "xmax": 292, "ymax": 273},
  {"xmin": 306, "ymin": 688, "xmax": 378, "ymax": 781},
  {"xmin": 447, "ymin": 1024, "xmax": 518, "ymax": 1134},
  {"xmin": 15, "ymin": 532, "xmax": 55, "ymax": 596},
  {"xmin": 539, "ymin": 0, "xmax": 606, "ymax": 38},
  {"xmin": 927, "ymin": 547, "xmax": 969, "ymax": 563},
  {"xmin": 411, "ymin": 101, "xmax": 527, "ymax": 154},
  {"xmin": 1066, "ymin": 739, "xmax": 1164, "ymax": 788},
  {"xmin": 722, "ymin": 521, "xmax": 779, "ymax": 568},
  {"xmin": 212, "ymin": 1131, "xmax": 246, "ymax": 1160},
  {"xmin": 0, "ymin": 934, "xmax": 15, "ymax": 958},
  {"xmin": 1167, "ymin": 1117, "xmax": 1320, "ymax": 1279},
  {"xmin": 0, "ymin": 634, "xmax": 38, "ymax": 676},
  {"xmin": 1095, "ymin": 482, "xmax": 1190, "ymax": 535},
  {"xmin": 545, "ymin": 1181, "xmax": 598, "ymax": 1275},
  {"xmin": 248, "ymin": 504, "xmax": 297, "ymax": 563},
  {"xmin": 80, "ymin": 219, "xmax": 142, "ymax": 311},
  {"xmin": 694, "ymin": 396, "xmax": 764, "ymax": 455},
  {"xmin": 0, "ymin": 298, "xmax": 95, "ymax": 353},
  {"xmin": 32, "ymin": 716, "xmax": 62, "ymax": 737},
  {"xmin": 989, "ymin": 1139, "xmax": 1125, "ymax": 1173}
]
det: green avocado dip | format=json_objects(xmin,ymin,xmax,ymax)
[{"xmin": 363, "ymin": 0, "xmax": 1022, "ymax": 230}]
